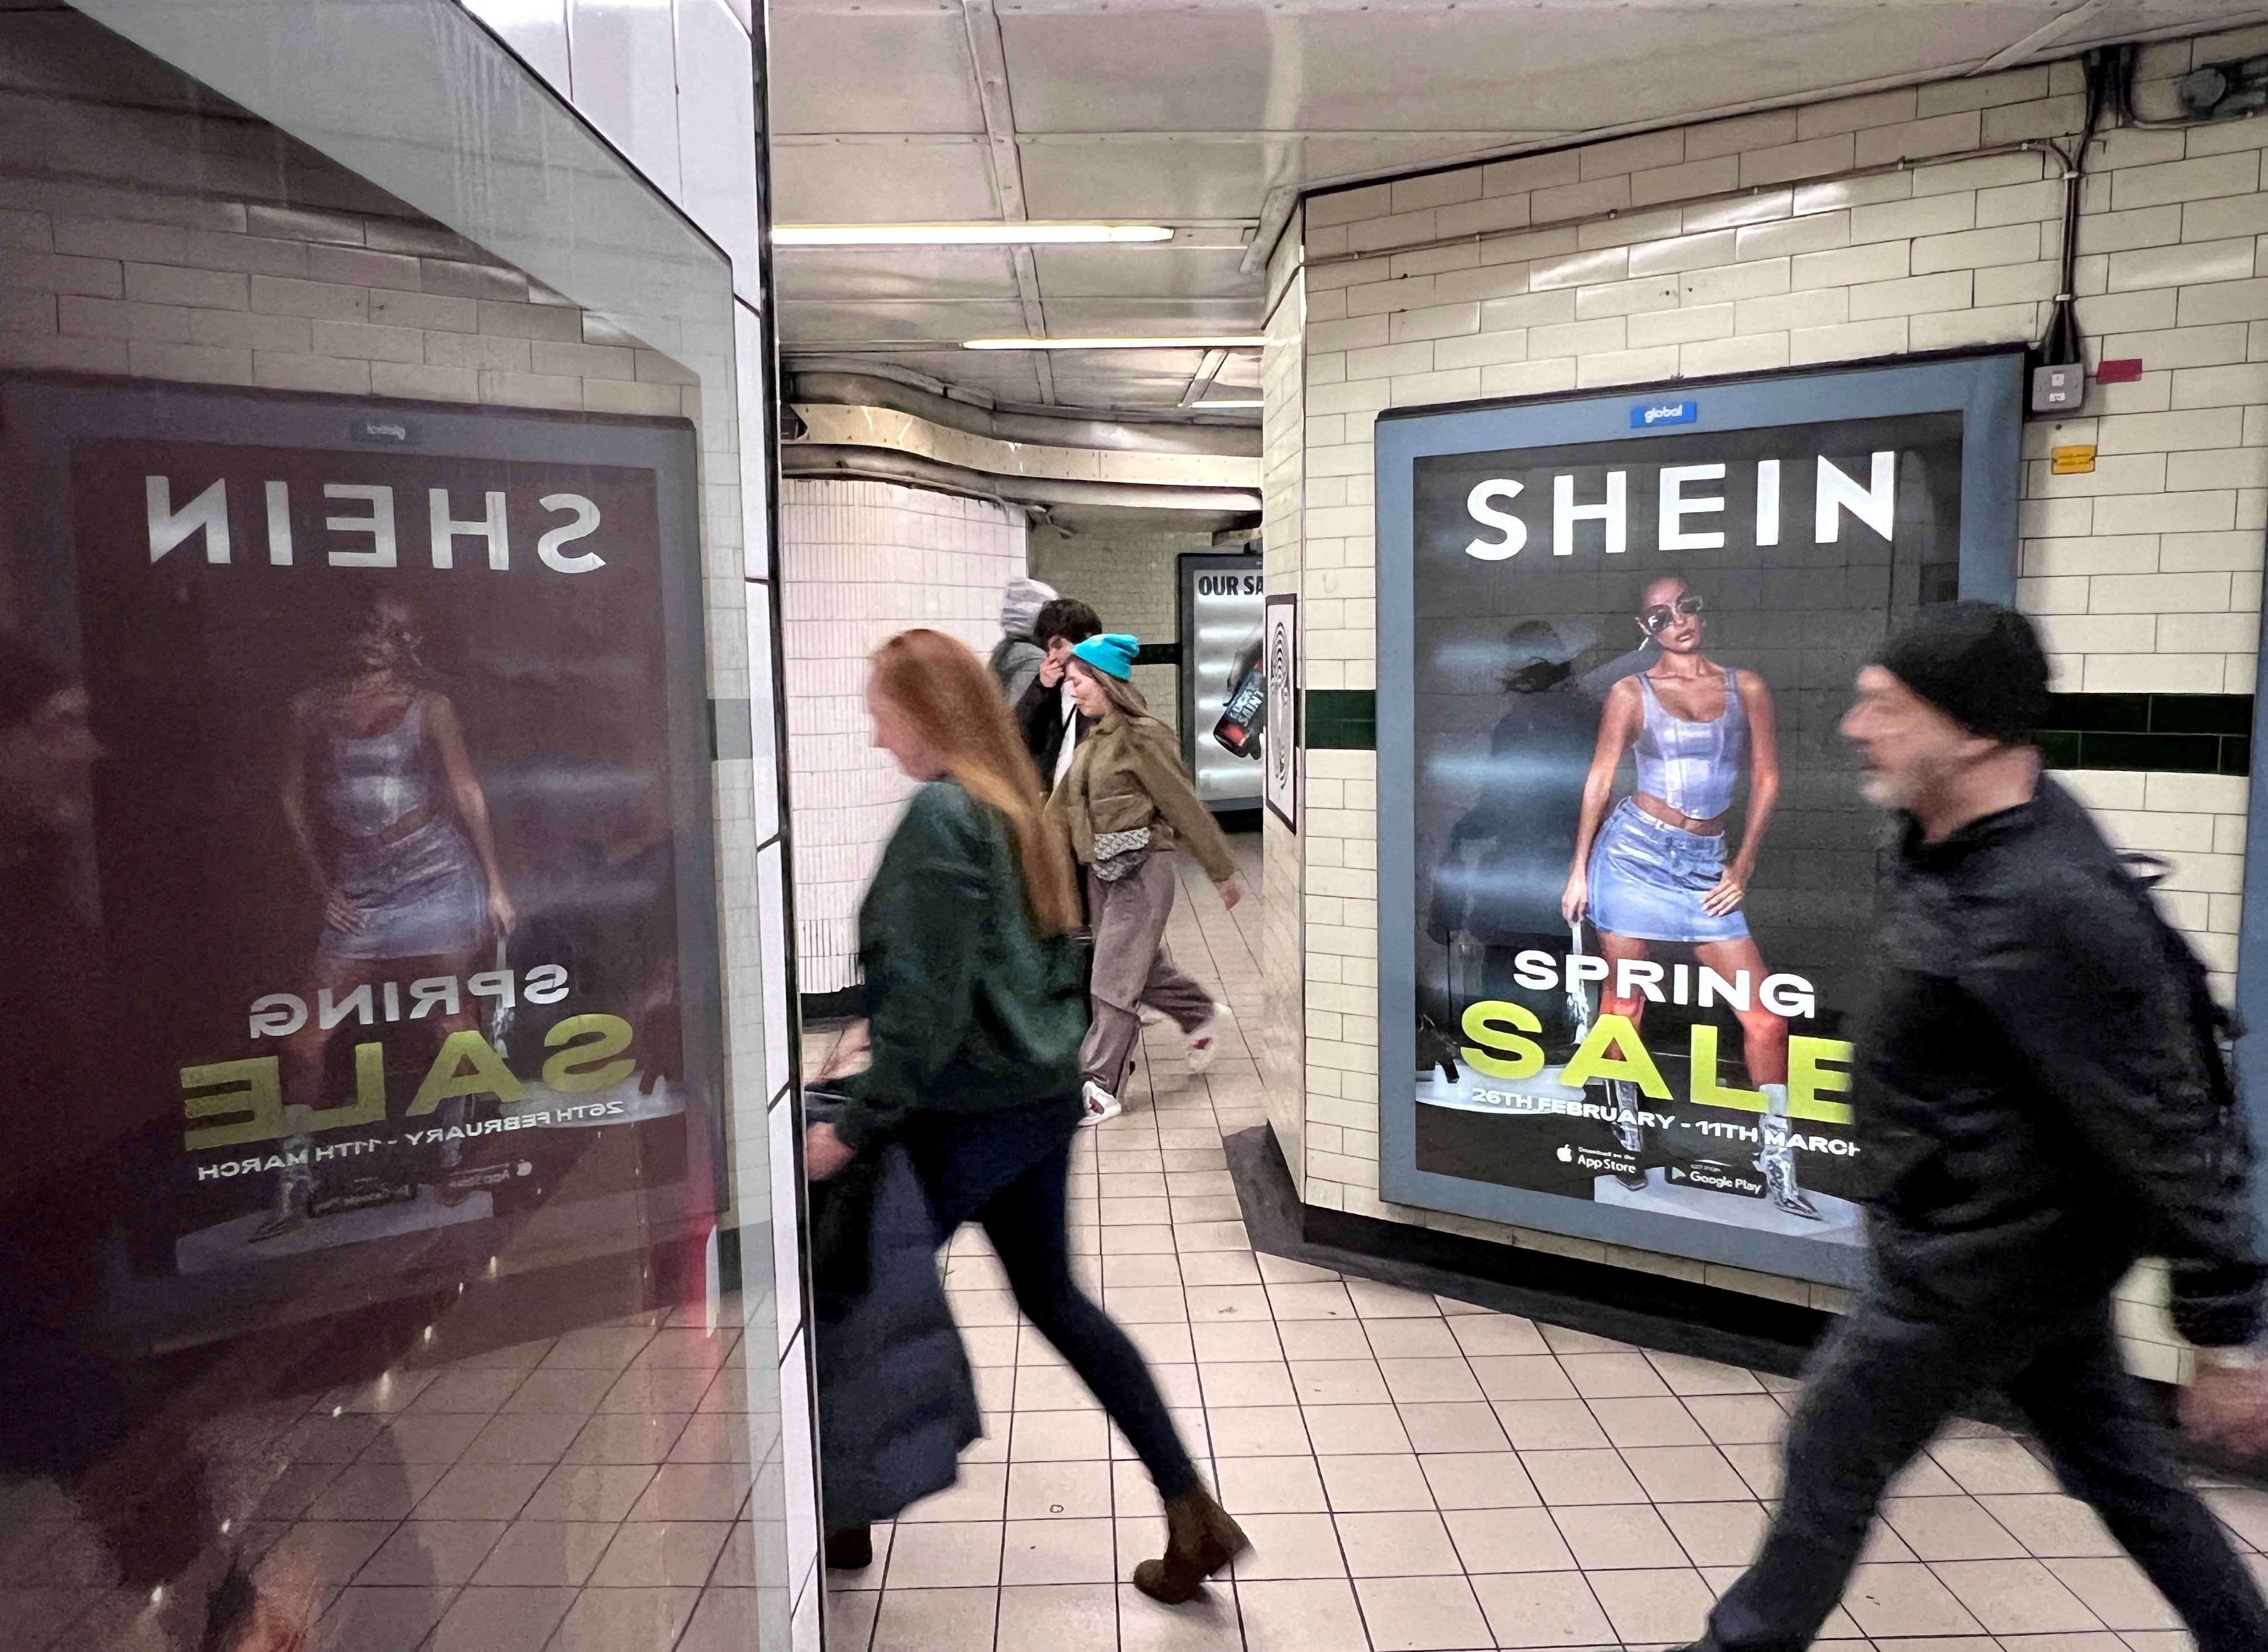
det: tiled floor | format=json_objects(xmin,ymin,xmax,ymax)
[
  {"xmin": 819, "ymin": 837, "xmax": 2268, "ymax": 1652},
  {"xmin": 1, "ymin": 1288, "xmax": 768, "ymax": 1651},
  {"xmin": 2, "ymin": 1307, "xmax": 771, "ymax": 1652}
]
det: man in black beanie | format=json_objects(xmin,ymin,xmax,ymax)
[{"xmin": 1684, "ymin": 601, "xmax": 2268, "ymax": 1652}]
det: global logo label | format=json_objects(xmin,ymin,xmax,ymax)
[{"xmin": 1631, "ymin": 399, "xmax": 1697, "ymax": 428}]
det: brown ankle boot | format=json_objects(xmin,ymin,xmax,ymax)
[{"xmin": 1131, "ymin": 1485, "xmax": 1248, "ymax": 1604}]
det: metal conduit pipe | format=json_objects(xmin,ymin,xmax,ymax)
[
  {"xmin": 780, "ymin": 442, "xmax": 1263, "ymax": 532},
  {"xmin": 782, "ymin": 367, "xmax": 1262, "ymax": 458}
]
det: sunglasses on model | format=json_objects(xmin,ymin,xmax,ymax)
[{"xmin": 1639, "ymin": 593, "xmax": 1705, "ymax": 635}]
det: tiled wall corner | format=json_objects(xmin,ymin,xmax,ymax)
[
  {"xmin": 778, "ymin": 478, "xmax": 1028, "ymax": 993},
  {"xmin": 1262, "ymin": 229, "xmax": 1311, "ymax": 1188}
]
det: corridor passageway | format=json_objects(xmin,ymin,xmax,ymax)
[{"xmin": 814, "ymin": 844, "xmax": 2268, "ymax": 1652}]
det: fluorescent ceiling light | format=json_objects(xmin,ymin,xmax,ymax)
[
  {"xmin": 1195, "ymin": 399, "xmax": 1263, "ymax": 409},
  {"xmin": 775, "ymin": 222, "xmax": 1173, "ymax": 247},
  {"xmin": 963, "ymin": 335, "xmax": 1267, "ymax": 351}
]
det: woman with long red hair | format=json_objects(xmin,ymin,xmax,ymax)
[{"xmin": 806, "ymin": 628, "xmax": 1247, "ymax": 1603}]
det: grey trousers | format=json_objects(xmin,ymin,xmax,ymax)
[{"xmin": 1081, "ymin": 856, "xmax": 1215, "ymax": 1095}]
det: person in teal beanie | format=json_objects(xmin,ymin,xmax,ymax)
[
  {"xmin": 1072, "ymin": 632, "xmax": 1139, "ymax": 679},
  {"xmin": 1046, "ymin": 633, "xmax": 1241, "ymax": 1125}
]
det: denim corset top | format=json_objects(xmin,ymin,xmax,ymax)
[
  {"xmin": 1632, "ymin": 670, "xmax": 1744, "ymax": 821},
  {"xmin": 322, "ymin": 698, "xmax": 437, "ymax": 837}
]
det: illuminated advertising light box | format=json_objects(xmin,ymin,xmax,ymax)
[
  {"xmin": 1375, "ymin": 356, "xmax": 2022, "ymax": 1285},
  {"xmin": 1179, "ymin": 550, "xmax": 1265, "ymax": 810},
  {"xmin": 1, "ymin": 376, "xmax": 722, "ymax": 1317}
]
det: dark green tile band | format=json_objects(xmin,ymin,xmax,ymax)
[
  {"xmin": 2037, "ymin": 692, "xmax": 2252, "ymax": 777},
  {"xmin": 1306, "ymin": 688, "xmax": 1377, "ymax": 750},
  {"xmin": 1288, "ymin": 689, "xmax": 2249, "ymax": 767}
]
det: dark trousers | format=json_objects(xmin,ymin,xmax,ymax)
[
  {"xmin": 903, "ymin": 1095, "xmax": 1200, "ymax": 1500},
  {"xmin": 1711, "ymin": 1290, "xmax": 2268, "ymax": 1652}
]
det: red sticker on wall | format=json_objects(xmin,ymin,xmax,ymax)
[{"xmin": 2096, "ymin": 358, "xmax": 2144, "ymax": 384}]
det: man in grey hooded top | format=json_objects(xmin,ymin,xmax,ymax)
[{"xmin": 990, "ymin": 576, "xmax": 1057, "ymax": 704}]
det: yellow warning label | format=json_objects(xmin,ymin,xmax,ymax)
[{"xmin": 2050, "ymin": 445, "xmax": 2097, "ymax": 475}]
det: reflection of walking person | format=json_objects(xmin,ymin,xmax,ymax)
[
  {"xmin": 266, "ymin": 593, "xmax": 515, "ymax": 1237},
  {"xmin": 1047, "ymin": 634, "xmax": 1240, "ymax": 1126},
  {"xmin": 1682, "ymin": 603, "xmax": 2268, "ymax": 1652},
  {"xmin": 1428, "ymin": 620, "xmax": 1597, "ymax": 1062},
  {"xmin": 0, "ymin": 638, "xmax": 301, "ymax": 1650},
  {"xmin": 804, "ymin": 629, "xmax": 1248, "ymax": 1602},
  {"xmin": 1561, "ymin": 575, "xmax": 1809, "ymax": 1214}
]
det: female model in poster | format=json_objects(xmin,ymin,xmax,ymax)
[
  {"xmin": 1560, "ymin": 574, "xmax": 1814, "ymax": 1218},
  {"xmin": 262, "ymin": 592, "xmax": 514, "ymax": 1238}
]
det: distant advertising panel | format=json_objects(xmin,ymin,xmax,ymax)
[
  {"xmin": 1, "ymin": 378, "xmax": 721, "ymax": 1317},
  {"xmin": 1180, "ymin": 551, "xmax": 1265, "ymax": 809},
  {"xmin": 1377, "ymin": 357, "xmax": 2022, "ymax": 1284}
]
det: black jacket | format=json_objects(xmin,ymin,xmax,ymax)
[
  {"xmin": 810, "ymin": 1131, "xmax": 982, "ymax": 1529},
  {"xmin": 1014, "ymin": 673, "xmax": 1092, "ymax": 790},
  {"xmin": 1858, "ymin": 777, "xmax": 2263, "ymax": 1345}
]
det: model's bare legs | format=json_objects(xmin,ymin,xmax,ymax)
[
  {"xmin": 262, "ymin": 956, "xmax": 386, "ymax": 1239},
  {"xmin": 1694, "ymin": 936, "xmax": 1813, "ymax": 1217},
  {"xmin": 265, "ymin": 951, "xmax": 487, "ymax": 1235},
  {"xmin": 1693, "ymin": 936, "xmax": 1789, "ymax": 1084}
]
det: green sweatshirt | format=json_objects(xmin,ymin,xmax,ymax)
[{"xmin": 835, "ymin": 779, "xmax": 1087, "ymax": 1150}]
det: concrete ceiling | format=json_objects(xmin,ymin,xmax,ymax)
[{"xmin": 769, "ymin": 0, "xmax": 2268, "ymax": 419}]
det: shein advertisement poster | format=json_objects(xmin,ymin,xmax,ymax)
[
  {"xmin": 0, "ymin": 377, "xmax": 723, "ymax": 1323},
  {"xmin": 1375, "ymin": 356, "xmax": 2023, "ymax": 1286},
  {"xmin": 1178, "ymin": 550, "xmax": 1265, "ymax": 809}
]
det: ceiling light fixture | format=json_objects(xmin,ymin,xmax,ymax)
[
  {"xmin": 963, "ymin": 334, "xmax": 1267, "ymax": 351},
  {"xmin": 775, "ymin": 222, "xmax": 1173, "ymax": 247},
  {"xmin": 1194, "ymin": 399, "xmax": 1264, "ymax": 409}
]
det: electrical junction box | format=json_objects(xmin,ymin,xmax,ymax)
[{"xmin": 2031, "ymin": 363, "xmax": 2082, "ymax": 413}]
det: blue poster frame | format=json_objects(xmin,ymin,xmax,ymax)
[{"xmin": 1374, "ymin": 352, "xmax": 2024, "ymax": 1287}]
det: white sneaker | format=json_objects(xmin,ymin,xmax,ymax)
[
  {"xmin": 1186, "ymin": 1004, "xmax": 1231, "ymax": 1073},
  {"xmin": 1079, "ymin": 1080, "xmax": 1122, "ymax": 1127}
]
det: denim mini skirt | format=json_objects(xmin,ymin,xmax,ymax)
[
  {"xmin": 1586, "ymin": 796, "xmax": 1749, "ymax": 944},
  {"xmin": 319, "ymin": 816, "xmax": 489, "ymax": 961}
]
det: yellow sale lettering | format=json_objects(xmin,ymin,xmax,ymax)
[
  {"xmin": 543, "ymin": 1014, "xmax": 637, "ymax": 1093},
  {"xmin": 1687, "ymin": 1022, "xmax": 1763, "ymax": 1111},
  {"xmin": 182, "ymin": 1058, "xmax": 285, "ymax": 1150},
  {"xmin": 407, "ymin": 1029, "xmax": 527, "ymax": 1116},
  {"xmin": 1790, "ymin": 1036, "xmax": 1855, "ymax": 1124},
  {"xmin": 1559, "ymin": 1013, "xmax": 1674, "ymax": 1099},
  {"xmin": 286, "ymin": 1041, "xmax": 388, "ymax": 1134},
  {"xmin": 1459, "ymin": 999, "xmax": 1544, "ymax": 1080},
  {"xmin": 181, "ymin": 1013, "xmax": 637, "ymax": 1145},
  {"xmin": 1443, "ymin": 1003, "xmax": 1855, "ymax": 1123}
]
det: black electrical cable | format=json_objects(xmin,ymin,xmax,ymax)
[{"xmin": 2034, "ymin": 48, "xmax": 2114, "ymax": 376}]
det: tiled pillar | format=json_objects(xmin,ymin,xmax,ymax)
[
  {"xmin": 1261, "ymin": 225, "xmax": 1311, "ymax": 1189},
  {"xmin": 778, "ymin": 477, "xmax": 1029, "ymax": 995}
]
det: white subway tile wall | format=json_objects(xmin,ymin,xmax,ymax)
[
  {"xmin": 0, "ymin": 186, "xmax": 702, "ymax": 418},
  {"xmin": 1276, "ymin": 26, "xmax": 2268, "ymax": 1375},
  {"xmin": 778, "ymin": 478, "xmax": 1028, "ymax": 993},
  {"xmin": 1028, "ymin": 524, "xmax": 1221, "ymax": 738}
]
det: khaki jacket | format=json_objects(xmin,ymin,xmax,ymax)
[{"xmin": 1047, "ymin": 708, "xmax": 1238, "ymax": 884}]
